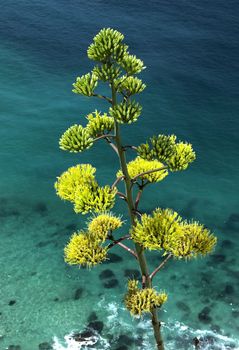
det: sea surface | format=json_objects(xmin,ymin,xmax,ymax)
[{"xmin": 0, "ymin": 1, "xmax": 239, "ymax": 349}]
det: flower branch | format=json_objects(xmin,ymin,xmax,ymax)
[{"xmin": 149, "ymin": 254, "xmax": 172, "ymax": 280}]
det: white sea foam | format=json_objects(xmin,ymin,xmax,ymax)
[{"xmin": 52, "ymin": 301, "xmax": 239, "ymax": 350}]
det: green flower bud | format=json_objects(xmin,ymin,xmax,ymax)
[
  {"xmin": 93, "ymin": 64, "xmax": 121, "ymax": 82},
  {"xmin": 109, "ymin": 100, "xmax": 142, "ymax": 124},
  {"xmin": 87, "ymin": 28, "xmax": 128, "ymax": 62},
  {"xmin": 118, "ymin": 54, "xmax": 145, "ymax": 75},
  {"xmin": 137, "ymin": 135, "xmax": 176, "ymax": 162},
  {"xmin": 115, "ymin": 76, "xmax": 146, "ymax": 95},
  {"xmin": 86, "ymin": 110, "xmax": 114, "ymax": 138},
  {"xmin": 59, "ymin": 125, "xmax": 93, "ymax": 153},
  {"xmin": 72, "ymin": 73, "xmax": 98, "ymax": 96},
  {"xmin": 167, "ymin": 142, "xmax": 196, "ymax": 171}
]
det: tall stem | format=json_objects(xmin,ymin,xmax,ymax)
[{"xmin": 111, "ymin": 84, "xmax": 164, "ymax": 350}]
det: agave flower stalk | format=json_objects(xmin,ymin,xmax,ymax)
[{"xmin": 55, "ymin": 28, "xmax": 217, "ymax": 350}]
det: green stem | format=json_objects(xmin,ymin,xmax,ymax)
[{"xmin": 111, "ymin": 83, "xmax": 164, "ymax": 350}]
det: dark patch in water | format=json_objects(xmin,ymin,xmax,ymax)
[
  {"xmin": 210, "ymin": 254, "xmax": 226, "ymax": 263},
  {"xmin": 8, "ymin": 346, "xmax": 21, "ymax": 350},
  {"xmin": 72, "ymin": 329, "xmax": 95, "ymax": 341},
  {"xmin": 198, "ymin": 306, "xmax": 212, "ymax": 324},
  {"xmin": 115, "ymin": 346, "xmax": 128, "ymax": 350},
  {"xmin": 87, "ymin": 311, "xmax": 98, "ymax": 322},
  {"xmin": 65, "ymin": 223, "xmax": 77, "ymax": 231},
  {"xmin": 224, "ymin": 284, "xmax": 235, "ymax": 295},
  {"xmin": 38, "ymin": 342, "xmax": 53, "ymax": 350},
  {"xmin": 170, "ymin": 274, "xmax": 177, "ymax": 280},
  {"xmin": 74, "ymin": 288, "xmax": 84, "ymax": 300},
  {"xmin": 8, "ymin": 300, "xmax": 16, "ymax": 306},
  {"xmin": 103, "ymin": 278, "xmax": 119, "ymax": 288},
  {"xmin": 225, "ymin": 213, "xmax": 239, "ymax": 231},
  {"xmin": 221, "ymin": 239, "xmax": 233, "ymax": 248},
  {"xmin": 232, "ymin": 310, "xmax": 239, "ymax": 318},
  {"xmin": 181, "ymin": 198, "xmax": 198, "ymax": 218},
  {"xmin": 87, "ymin": 320, "xmax": 104, "ymax": 334},
  {"xmin": 124, "ymin": 269, "xmax": 141, "ymax": 280},
  {"xmin": 36, "ymin": 240, "xmax": 55, "ymax": 248},
  {"xmin": 200, "ymin": 272, "xmax": 212, "ymax": 284},
  {"xmin": 117, "ymin": 334, "xmax": 134, "ymax": 346},
  {"xmin": 0, "ymin": 199, "xmax": 20, "ymax": 218},
  {"xmin": 34, "ymin": 202, "xmax": 48, "ymax": 215},
  {"xmin": 30, "ymin": 271, "xmax": 37, "ymax": 276},
  {"xmin": 99, "ymin": 269, "xmax": 115, "ymax": 280},
  {"xmin": 176, "ymin": 301, "xmax": 191, "ymax": 313},
  {"xmin": 53, "ymin": 297, "xmax": 59, "ymax": 302},
  {"xmin": 104, "ymin": 253, "xmax": 123, "ymax": 263}
]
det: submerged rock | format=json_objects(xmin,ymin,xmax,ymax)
[
  {"xmin": 87, "ymin": 311, "xmax": 98, "ymax": 322},
  {"xmin": 176, "ymin": 301, "xmax": 191, "ymax": 313},
  {"xmin": 87, "ymin": 320, "xmax": 104, "ymax": 334},
  {"xmin": 225, "ymin": 213, "xmax": 239, "ymax": 231},
  {"xmin": 34, "ymin": 202, "xmax": 48, "ymax": 215},
  {"xmin": 232, "ymin": 310, "xmax": 239, "ymax": 318},
  {"xmin": 210, "ymin": 254, "xmax": 226, "ymax": 263},
  {"xmin": 198, "ymin": 306, "xmax": 212, "ymax": 324},
  {"xmin": 74, "ymin": 288, "xmax": 84, "ymax": 300},
  {"xmin": 103, "ymin": 278, "xmax": 119, "ymax": 289},
  {"xmin": 99, "ymin": 269, "xmax": 115, "ymax": 279},
  {"xmin": 117, "ymin": 334, "xmax": 134, "ymax": 346},
  {"xmin": 36, "ymin": 240, "xmax": 55, "ymax": 248},
  {"xmin": 221, "ymin": 239, "xmax": 233, "ymax": 248},
  {"xmin": 38, "ymin": 342, "xmax": 53, "ymax": 350},
  {"xmin": 224, "ymin": 284, "xmax": 235, "ymax": 295}
]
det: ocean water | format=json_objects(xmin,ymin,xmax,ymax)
[{"xmin": 0, "ymin": 1, "xmax": 239, "ymax": 349}]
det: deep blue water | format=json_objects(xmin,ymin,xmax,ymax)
[{"xmin": 0, "ymin": 1, "xmax": 239, "ymax": 349}]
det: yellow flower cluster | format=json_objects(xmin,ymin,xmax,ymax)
[
  {"xmin": 55, "ymin": 164, "xmax": 117, "ymax": 214},
  {"xmin": 54, "ymin": 164, "xmax": 96, "ymax": 201},
  {"xmin": 137, "ymin": 134, "xmax": 196, "ymax": 172},
  {"xmin": 74, "ymin": 185, "xmax": 117, "ymax": 214},
  {"xmin": 117, "ymin": 156, "xmax": 168, "ymax": 183},
  {"xmin": 125, "ymin": 280, "xmax": 167, "ymax": 316},
  {"xmin": 87, "ymin": 212, "xmax": 123, "ymax": 243},
  {"xmin": 131, "ymin": 208, "xmax": 217, "ymax": 258},
  {"xmin": 170, "ymin": 222, "xmax": 217, "ymax": 258},
  {"xmin": 64, "ymin": 232, "xmax": 108, "ymax": 268}
]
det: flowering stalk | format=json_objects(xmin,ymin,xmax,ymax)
[{"xmin": 55, "ymin": 28, "xmax": 217, "ymax": 350}]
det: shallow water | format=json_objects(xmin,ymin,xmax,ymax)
[{"xmin": 0, "ymin": 1, "xmax": 239, "ymax": 349}]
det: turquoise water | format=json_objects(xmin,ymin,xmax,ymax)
[{"xmin": 0, "ymin": 1, "xmax": 239, "ymax": 349}]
